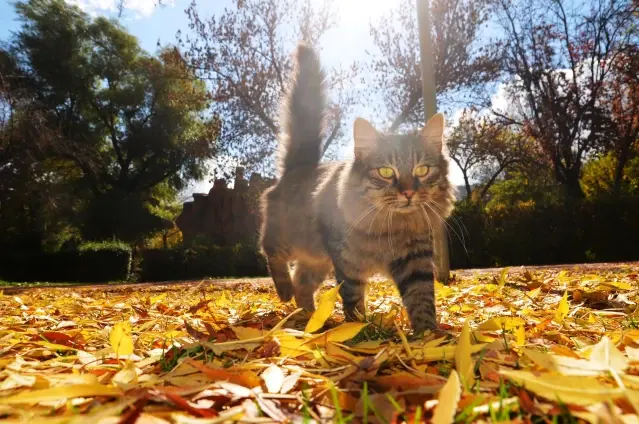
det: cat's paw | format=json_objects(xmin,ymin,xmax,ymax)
[{"xmin": 409, "ymin": 327, "xmax": 454, "ymax": 342}]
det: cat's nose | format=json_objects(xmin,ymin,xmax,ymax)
[{"xmin": 402, "ymin": 190, "xmax": 415, "ymax": 200}]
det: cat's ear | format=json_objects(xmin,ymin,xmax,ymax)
[
  {"xmin": 419, "ymin": 113, "xmax": 445, "ymax": 151},
  {"xmin": 353, "ymin": 118, "xmax": 379, "ymax": 159}
]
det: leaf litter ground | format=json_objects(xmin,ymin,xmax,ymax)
[{"xmin": 1, "ymin": 262, "xmax": 639, "ymax": 423}]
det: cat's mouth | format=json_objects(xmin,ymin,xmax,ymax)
[{"xmin": 392, "ymin": 201, "xmax": 418, "ymax": 212}]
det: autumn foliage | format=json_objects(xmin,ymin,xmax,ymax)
[{"xmin": 1, "ymin": 264, "xmax": 639, "ymax": 422}]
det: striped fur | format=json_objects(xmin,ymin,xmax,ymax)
[{"xmin": 260, "ymin": 44, "xmax": 455, "ymax": 333}]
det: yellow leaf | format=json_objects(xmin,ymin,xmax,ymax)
[
  {"xmin": 231, "ymin": 326, "xmax": 264, "ymax": 340},
  {"xmin": 477, "ymin": 317, "xmax": 525, "ymax": 332},
  {"xmin": 0, "ymin": 384, "xmax": 122, "ymax": 404},
  {"xmin": 326, "ymin": 342, "xmax": 361, "ymax": 363},
  {"xmin": 420, "ymin": 344, "xmax": 486, "ymax": 362},
  {"xmin": 455, "ymin": 320, "xmax": 475, "ymax": 390},
  {"xmin": 432, "ymin": 370, "xmax": 461, "ymax": 424},
  {"xmin": 0, "ymin": 373, "xmax": 36, "ymax": 391},
  {"xmin": 261, "ymin": 364, "xmax": 285, "ymax": 394},
  {"xmin": 112, "ymin": 361, "xmax": 138, "ymax": 387},
  {"xmin": 499, "ymin": 267, "xmax": 510, "ymax": 288},
  {"xmin": 274, "ymin": 333, "xmax": 312, "ymax": 357},
  {"xmin": 500, "ymin": 370, "xmax": 624, "ymax": 406},
  {"xmin": 554, "ymin": 291, "xmax": 569, "ymax": 324},
  {"xmin": 308, "ymin": 323, "xmax": 367, "ymax": 345},
  {"xmin": 109, "ymin": 321, "xmax": 134, "ymax": 356},
  {"xmin": 527, "ymin": 287, "xmax": 542, "ymax": 299},
  {"xmin": 588, "ymin": 336, "xmax": 628, "ymax": 374},
  {"xmin": 203, "ymin": 339, "xmax": 262, "ymax": 356},
  {"xmin": 514, "ymin": 326, "xmax": 525, "ymax": 347},
  {"xmin": 305, "ymin": 284, "xmax": 342, "ymax": 333},
  {"xmin": 601, "ymin": 281, "xmax": 634, "ymax": 291}
]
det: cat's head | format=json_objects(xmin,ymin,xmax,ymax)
[{"xmin": 348, "ymin": 113, "xmax": 451, "ymax": 215}]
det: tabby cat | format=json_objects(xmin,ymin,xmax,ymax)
[{"xmin": 260, "ymin": 43, "xmax": 455, "ymax": 333}]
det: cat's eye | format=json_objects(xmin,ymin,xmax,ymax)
[
  {"xmin": 414, "ymin": 166, "xmax": 429, "ymax": 177},
  {"xmin": 378, "ymin": 167, "xmax": 395, "ymax": 178}
]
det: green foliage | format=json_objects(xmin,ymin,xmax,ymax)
[
  {"xmin": 140, "ymin": 243, "xmax": 267, "ymax": 282},
  {"xmin": 0, "ymin": 243, "xmax": 132, "ymax": 283},
  {"xmin": 78, "ymin": 240, "xmax": 130, "ymax": 252},
  {"xmin": 485, "ymin": 170, "xmax": 562, "ymax": 209},
  {"xmin": 582, "ymin": 152, "xmax": 639, "ymax": 199},
  {"xmin": 0, "ymin": 0, "xmax": 219, "ymax": 247},
  {"xmin": 449, "ymin": 196, "xmax": 639, "ymax": 268}
]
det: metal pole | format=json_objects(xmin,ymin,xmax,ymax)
[{"xmin": 416, "ymin": 0, "xmax": 450, "ymax": 283}]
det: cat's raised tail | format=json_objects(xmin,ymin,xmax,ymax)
[{"xmin": 278, "ymin": 42, "xmax": 327, "ymax": 174}]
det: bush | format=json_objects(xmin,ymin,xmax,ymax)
[
  {"xmin": 140, "ymin": 243, "xmax": 267, "ymax": 282},
  {"xmin": 0, "ymin": 241, "xmax": 132, "ymax": 283},
  {"xmin": 449, "ymin": 196, "xmax": 639, "ymax": 268}
]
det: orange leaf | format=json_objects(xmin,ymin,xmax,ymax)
[{"xmin": 185, "ymin": 359, "xmax": 261, "ymax": 388}]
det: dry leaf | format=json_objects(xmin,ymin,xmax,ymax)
[
  {"xmin": 305, "ymin": 284, "xmax": 342, "ymax": 333},
  {"xmin": 455, "ymin": 320, "xmax": 475, "ymax": 390},
  {"xmin": 261, "ymin": 364, "xmax": 284, "ymax": 393},
  {"xmin": 109, "ymin": 321, "xmax": 134, "ymax": 356},
  {"xmin": 432, "ymin": 370, "xmax": 462, "ymax": 424},
  {"xmin": 500, "ymin": 370, "xmax": 624, "ymax": 405},
  {"xmin": 554, "ymin": 291, "xmax": 570, "ymax": 324}
]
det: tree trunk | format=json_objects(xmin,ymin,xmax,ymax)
[
  {"xmin": 562, "ymin": 170, "xmax": 585, "ymax": 201},
  {"xmin": 612, "ymin": 146, "xmax": 631, "ymax": 200}
]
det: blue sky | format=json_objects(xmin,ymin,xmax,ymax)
[{"xmin": 0, "ymin": 0, "xmax": 466, "ymax": 190}]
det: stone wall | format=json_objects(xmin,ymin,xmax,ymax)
[{"xmin": 175, "ymin": 167, "xmax": 275, "ymax": 246}]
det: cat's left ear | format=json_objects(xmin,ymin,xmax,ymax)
[
  {"xmin": 353, "ymin": 118, "xmax": 379, "ymax": 160},
  {"xmin": 419, "ymin": 113, "xmax": 445, "ymax": 151}
]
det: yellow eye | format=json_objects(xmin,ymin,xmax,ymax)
[
  {"xmin": 414, "ymin": 166, "xmax": 429, "ymax": 177},
  {"xmin": 378, "ymin": 167, "xmax": 395, "ymax": 178}
]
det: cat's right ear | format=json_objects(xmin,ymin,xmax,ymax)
[{"xmin": 353, "ymin": 118, "xmax": 378, "ymax": 160}]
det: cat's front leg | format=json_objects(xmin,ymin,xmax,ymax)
[
  {"xmin": 391, "ymin": 258, "xmax": 437, "ymax": 333},
  {"xmin": 334, "ymin": 268, "xmax": 367, "ymax": 322}
]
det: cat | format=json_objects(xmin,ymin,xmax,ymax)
[{"xmin": 259, "ymin": 42, "xmax": 455, "ymax": 333}]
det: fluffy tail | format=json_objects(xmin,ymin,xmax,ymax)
[{"xmin": 278, "ymin": 42, "xmax": 326, "ymax": 174}]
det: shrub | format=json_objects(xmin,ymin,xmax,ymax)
[
  {"xmin": 139, "ymin": 243, "xmax": 267, "ymax": 282},
  {"xmin": 0, "ymin": 241, "xmax": 132, "ymax": 283},
  {"xmin": 448, "ymin": 196, "xmax": 639, "ymax": 269}
]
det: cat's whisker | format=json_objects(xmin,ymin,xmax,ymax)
[
  {"xmin": 419, "ymin": 204, "xmax": 434, "ymax": 237},
  {"xmin": 387, "ymin": 209, "xmax": 396, "ymax": 258},
  {"xmin": 429, "ymin": 200, "xmax": 471, "ymax": 252},
  {"xmin": 430, "ymin": 200, "xmax": 470, "ymax": 242},
  {"xmin": 366, "ymin": 204, "xmax": 386, "ymax": 235},
  {"xmin": 424, "ymin": 202, "xmax": 470, "ymax": 258},
  {"xmin": 339, "ymin": 204, "xmax": 379, "ymax": 247}
]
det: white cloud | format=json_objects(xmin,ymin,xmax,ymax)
[{"xmin": 65, "ymin": 0, "xmax": 173, "ymax": 18}]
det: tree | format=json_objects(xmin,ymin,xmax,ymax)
[
  {"xmin": 595, "ymin": 47, "xmax": 639, "ymax": 198},
  {"xmin": 493, "ymin": 0, "xmax": 639, "ymax": 200},
  {"xmin": 1, "ymin": 0, "xmax": 219, "ymax": 243},
  {"xmin": 447, "ymin": 110, "xmax": 537, "ymax": 201},
  {"xmin": 367, "ymin": 0, "xmax": 503, "ymax": 131},
  {"xmin": 179, "ymin": 0, "xmax": 358, "ymax": 176},
  {"xmin": 582, "ymin": 150, "xmax": 639, "ymax": 198}
]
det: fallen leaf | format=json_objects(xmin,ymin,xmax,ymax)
[
  {"xmin": 231, "ymin": 326, "xmax": 264, "ymax": 340},
  {"xmin": 261, "ymin": 364, "xmax": 285, "ymax": 393},
  {"xmin": 500, "ymin": 370, "xmax": 624, "ymax": 406},
  {"xmin": 109, "ymin": 321, "xmax": 134, "ymax": 356},
  {"xmin": 307, "ymin": 322, "xmax": 367, "ymax": 345},
  {"xmin": 455, "ymin": 320, "xmax": 475, "ymax": 390},
  {"xmin": 0, "ymin": 384, "xmax": 123, "ymax": 405},
  {"xmin": 432, "ymin": 370, "xmax": 462, "ymax": 424},
  {"xmin": 305, "ymin": 284, "xmax": 342, "ymax": 333},
  {"xmin": 477, "ymin": 317, "xmax": 525, "ymax": 331},
  {"xmin": 554, "ymin": 291, "xmax": 570, "ymax": 324}
]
